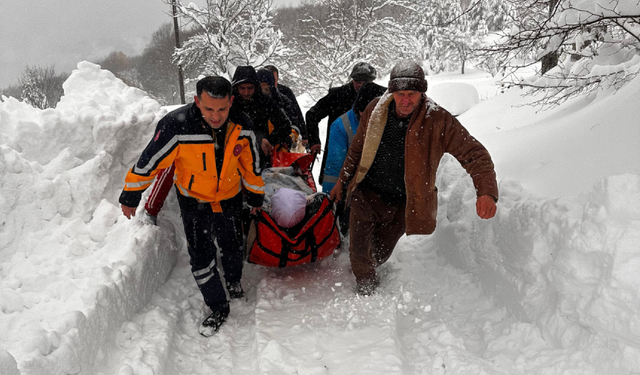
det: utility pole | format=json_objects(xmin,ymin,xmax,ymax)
[
  {"xmin": 541, "ymin": 0, "xmax": 559, "ymax": 74},
  {"xmin": 172, "ymin": 0, "xmax": 186, "ymax": 104}
]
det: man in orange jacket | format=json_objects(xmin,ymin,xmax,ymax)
[{"xmin": 119, "ymin": 76, "xmax": 264, "ymax": 336}]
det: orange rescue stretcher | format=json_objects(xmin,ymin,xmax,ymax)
[{"xmin": 246, "ymin": 150, "xmax": 341, "ymax": 268}]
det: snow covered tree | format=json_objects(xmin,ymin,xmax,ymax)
[
  {"xmin": 19, "ymin": 65, "xmax": 67, "ymax": 109},
  {"xmin": 483, "ymin": 0, "xmax": 640, "ymax": 107},
  {"xmin": 408, "ymin": 0, "xmax": 509, "ymax": 75},
  {"xmin": 171, "ymin": 0, "xmax": 286, "ymax": 80},
  {"xmin": 283, "ymin": 0, "xmax": 419, "ymax": 98}
]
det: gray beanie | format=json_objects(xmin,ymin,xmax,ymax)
[
  {"xmin": 349, "ymin": 62, "xmax": 377, "ymax": 82},
  {"xmin": 388, "ymin": 61, "xmax": 428, "ymax": 93}
]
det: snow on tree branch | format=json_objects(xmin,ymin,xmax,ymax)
[
  {"xmin": 480, "ymin": 0, "xmax": 640, "ymax": 108},
  {"xmin": 170, "ymin": 0, "xmax": 287, "ymax": 80}
]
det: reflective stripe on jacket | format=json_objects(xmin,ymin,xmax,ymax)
[
  {"xmin": 322, "ymin": 109, "xmax": 359, "ymax": 192},
  {"xmin": 120, "ymin": 103, "xmax": 264, "ymax": 212}
]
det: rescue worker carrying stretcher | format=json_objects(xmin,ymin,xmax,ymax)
[{"xmin": 119, "ymin": 76, "xmax": 264, "ymax": 337}]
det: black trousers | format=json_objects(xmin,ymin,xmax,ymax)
[{"xmin": 176, "ymin": 190, "xmax": 244, "ymax": 310}]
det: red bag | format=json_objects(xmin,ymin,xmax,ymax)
[
  {"xmin": 247, "ymin": 196, "xmax": 340, "ymax": 267},
  {"xmin": 271, "ymin": 150, "xmax": 317, "ymax": 192}
]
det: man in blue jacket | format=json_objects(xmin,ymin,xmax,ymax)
[
  {"xmin": 322, "ymin": 82, "xmax": 386, "ymax": 235},
  {"xmin": 306, "ymin": 62, "xmax": 377, "ymax": 184}
]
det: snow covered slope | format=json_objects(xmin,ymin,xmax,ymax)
[{"xmin": 1, "ymin": 62, "xmax": 639, "ymax": 374}]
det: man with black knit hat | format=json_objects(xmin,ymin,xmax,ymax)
[
  {"xmin": 330, "ymin": 60, "xmax": 499, "ymax": 296},
  {"xmin": 257, "ymin": 68, "xmax": 305, "ymax": 143},
  {"xmin": 322, "ymin": 82, "xmax": 387, "ymax": 236},
  {"xmin": 306, "ymin": 62, "xmax": 377, "ymax": 185},
  {"xmin": 263, "ymin": 64, "xmax": 308, "ymax": 144}
]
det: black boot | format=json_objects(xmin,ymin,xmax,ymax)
[
  {"xmin": 199, "ymin": 304, "xmax": 230, "ymax": 337},
  {"xmin": 227, "ymin": 281, "xmax": 245, "ymax": 299}
]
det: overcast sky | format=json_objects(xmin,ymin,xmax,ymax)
[{"xmin": 0, "ymin": 0, "xmax": 297, "ymax": 88}]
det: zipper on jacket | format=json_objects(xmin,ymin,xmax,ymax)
[
  {"xmin": 188, "ymin": 175, "xmax": 194, "ymax": 190},
  {"xmin": 202, "ymin": 152, "xmax": 207, "ymax": 171},
  {"xmin": 216, "ymin": 125, "xmax": 233, "ymax": 194}
]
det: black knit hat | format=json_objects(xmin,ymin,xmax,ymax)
[
  {"xmin": 388, "ymin": 61, "xmax": 428, "ymax": 93},
  {"xmin": 256, "ymin": 68, "xmax": 275, "ymax": 87},
  {"xmin": 353, "ymin": 82, "xmax": 387, "ymax": 114},
  {"xmin": 349, "ymin": 62, "xmax": 377, "ymax": 82}
]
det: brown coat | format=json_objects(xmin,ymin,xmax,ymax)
[{"xmin": 339, "ymin": 92, "xmax": 498, "ymax": 235}]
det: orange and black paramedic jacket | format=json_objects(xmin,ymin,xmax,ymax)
[{"xmin": 119, "ymin": 103, "xmax": 264, "ymax": 212}]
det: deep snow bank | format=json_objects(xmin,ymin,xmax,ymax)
[
  {"xmin": 428, "ymin": 82, "xmax": 479, "ymax": 116},
  {"xmin": 433, "ymin": 155, "xmax": 640, "ymax": 373},
  {"xmin": 0, "ymin": 62, "xmax": 178, "ymax": 374}
]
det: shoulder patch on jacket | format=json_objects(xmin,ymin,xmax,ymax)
[{"xmin": 233, "ymin": 144, "xmax": 243, "ymax": 156}]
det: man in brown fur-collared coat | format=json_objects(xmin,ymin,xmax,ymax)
[{"xmin": 330, "ymin": 60, "xmax": 498, "ymax": 296}]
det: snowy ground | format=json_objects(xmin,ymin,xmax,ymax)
[{"xmin": 1, "ymin": 62, "xmax": 639, "ymax": 374}]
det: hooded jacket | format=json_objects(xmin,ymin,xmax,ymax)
[
  {"xmin": 276, "ymin": 83, "xmax": 307, "ymax": 140},
  {"xmin": 232, "ymin": 66, "xmax": 292, "ymax": 150},
  {"xmin": 339, "ymin": 92, "xmax": 498, "ymax": 235},
  {"xmin": 119, "ymin": 103, "xmax": 264, "ymax": 213},
  {"xmin": 257, "ymin": 69, "xmax": 306, "ymax": 139}
]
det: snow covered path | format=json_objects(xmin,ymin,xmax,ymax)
[{"xmin": 91, "ymin": 215, "xmax": 576, "ymax": 375}]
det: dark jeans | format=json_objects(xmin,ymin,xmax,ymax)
[
  {"xmin": 177, "ymin": 190, "xmax": 244, "ymax": 310},
  {"xmin": 349, "ymin": 186, "xmax": 406, "ymax": 284}
]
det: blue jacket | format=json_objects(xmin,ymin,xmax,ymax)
[{"xmin": 321, "ymin": 109, "xmax": 359, "ymax": 192}]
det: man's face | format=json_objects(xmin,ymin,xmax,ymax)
[
  {"xmin": 353, "ymin": 80, "xmax": 366, "ymax": 92},
  {"xmin": 260, "ymin": 82, "xmax": 270, "ymax": 95},
  {"xmin": 237, "ymin": 83, "xmax": 255, "ymax": 100},
  {"xmin": 392, "ymin": 90, "xmax": 422, "ymax": 118},
  {"xmin": 195, "ymin": 91, "xmax": 233, "ymax": 129},
  {"xmin": 273, "ymin": 72, "xmax": 279, "ymax": 87}
]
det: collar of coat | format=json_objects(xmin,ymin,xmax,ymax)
[{"xmin": 354, "ymin": 91, "xmax": 428, "ymax": 185}]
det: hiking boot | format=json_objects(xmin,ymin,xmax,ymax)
[
  {"xmin": 356, "ymin": 276, "xmax": 379, "ymax": 296},
  {"xmin": 227, "ymin": 281, "xmax": 245, "ymax": 299},
  {"xmin": 199, "ymin": 304, "xmax": 230, "ymax": 337}
]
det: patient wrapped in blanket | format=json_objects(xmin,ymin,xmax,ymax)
[{"xmin": 261, "ymin": 166, "xmax": 328, "ymax": 234}]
